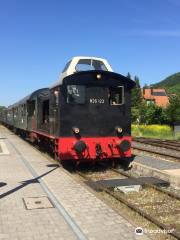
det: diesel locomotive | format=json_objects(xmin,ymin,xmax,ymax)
[{"xmin": 0, "ymin": 56, "xmax": 135, "ymax": 166}]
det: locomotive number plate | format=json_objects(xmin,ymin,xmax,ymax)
[{"xmin": 89, "ymin": 98, "xmax": 105, "ymax": 104}]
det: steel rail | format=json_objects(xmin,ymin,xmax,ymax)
[
  {"xmin": 134, "ymin": 137, "xmax": 180, "ymax": 148},
  {"xmin": 134, "ymin": 137, "xmax": 180, "ymax": 144},
  {"xmin": 132, "ymin": 145, "xmax": 180, "ymax": 161},
  {"xmin": 133, "ymin": 139, "xmax": 180, "ymax": 151},
  {"xmin": 77, "ymin": 170, "xmax": 180, "ymax": 240},
  {"xmin": 111, "ymin": 168, "xmax": 180, "ymax": 201}
]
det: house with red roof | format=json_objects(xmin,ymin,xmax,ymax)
[{"xmin": 142, "ymin": 88, "xmax": 169, "ymax": 108}]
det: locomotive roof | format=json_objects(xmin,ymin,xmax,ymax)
[
  {"xmin": 51, "ymin": 56, "xmax": 113, "ymax": 88},
  {"xmin": 9, "ymin": 88, "xmax": 49, "ymax": 109},
  {"xmin": 62, "ymin": 70, "xmax": 135, "ymax": 88}
]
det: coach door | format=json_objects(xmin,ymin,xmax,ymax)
[
  {"xmin": 37, "ymin": 97, "xmax": 50, "ymax": 133},
  {"xmin": 27, "ymin": 100, "xmax": 36, "ymax": 130},
  {"xmin": 49, "ymin": 88, "xmax": 59, "ymax": 136}
]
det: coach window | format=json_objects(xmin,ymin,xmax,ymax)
[
  {"xmin": 23, "ymin": 104, "xmax": 26, "ymax": 116},
  {"xmin": 109, "ymin": 86, "xmax": 124, "ymax": 105},
  {"xmin": 21, "ymin": 105, "xmax": 24, "ymax": 116},
  {"xmin": 67, "ymin": 85, "xmax": 85, "ymax": 104},
  {"xmin": 27, "ymin": 100, "xmax": 35, "ymax": 117},
  {"xmin": 14, "ymin": 108, "xmax": 17, "ymax": 117}
]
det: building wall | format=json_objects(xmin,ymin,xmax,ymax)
[{"xmin": 142, "ymin": 88, "xmax": 169, "ymax": 108}]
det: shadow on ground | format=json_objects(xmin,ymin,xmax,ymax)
[{"xmin": 0, "ymin": 166, "xmax": 59, "ymax": 199}]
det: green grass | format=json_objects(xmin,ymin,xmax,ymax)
[
  {"xmin": 175, "ymin": 133, "xmax": 180, "ymax": 140},
  {"xmin": 132, "ymin": 124, "xmax": 174, "ymax": 139}
]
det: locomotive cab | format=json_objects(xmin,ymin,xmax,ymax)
[
  {"xmin": 52, "ymin": 56, "xmax": 113, "ymax": 87},
  {"xmin": 50, "ymin": 56, "xmax": 135, "ymax": 163}
]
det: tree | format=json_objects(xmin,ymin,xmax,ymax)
[
  {"xmin": 126, "ymin": 72, "xmax": 131, "ymax": 79},
  {"xmin": 129, "ymin": 74, "xmax": 169, "ymax": 125},
  {"xmin": 166, "ymin": 95, "xmax": 180, "ymax": 124},
  {"xmin": 131, "ymin": 76, "xmax": 143, "ymax": 108},
  {"xmin": 131, "ymin": 99, "xmax": 168, "ymax": 125},
  {"xmin": 131, "ymin": 75, "xmax": 144, "ymax": 123},
  {"xmin": 131, "ymin": 107, "xmax": 140, "ymax": 123},
  {"xmin": 143, "ymin": 104, "xmax": 168, "ymax": 124}
]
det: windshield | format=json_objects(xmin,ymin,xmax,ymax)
[
  {"xmin": 67, "ymin": 85, "xmax": 86, "ymax": 104},
  {"xmin": 75, "ymin": 59, "xmax": 108, "ymax": 72}
]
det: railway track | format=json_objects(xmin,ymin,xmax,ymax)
[
  {"xmin": 134, "ymin": 137, "xmax": 180, "ymax": 151},
  {"xmin": 132, "ymin": 138, "xmax": 180, "ymax": 162},
  {"xmin": 132, "ymin": 145, "xmax": 180, "ymax": 162},
  {"xmin": 76, "ymin": 165, "xmax": 180, "ymax": 240}
]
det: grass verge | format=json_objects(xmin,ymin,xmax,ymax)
[{"xmin": 132, "ymin": 124, "xmax": 174, "ymax": 139}]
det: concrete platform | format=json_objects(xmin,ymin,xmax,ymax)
[
  {"xmin": 132, "ymin": 155, "xmax": 180, "ymax": 188},
  {"xmin": 0, "ymin": 138, "xmax": 9, "ymax": 155},
  {"xmin": 0, "ymin": 125, "xmax": 150, "ymax": 240}
]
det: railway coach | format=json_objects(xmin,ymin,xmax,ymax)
[{"xmin": 0, "ymin": 56, "xmax": 135, "ymax": 166}]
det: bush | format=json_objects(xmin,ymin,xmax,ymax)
[
  {"xmin": 175, "ymin": 133, "xmax": 180, "ymax": 141},
  {"xmin": 166, "ymin": 95, "xmax": 180, "ymax": 124},
  {"xmin": 132, "ymin": 124, "xmax": 173, "ymax": 139},
  {"xmin": 131, "ymin": 102, "xmax": 168, "ymax": 125}
]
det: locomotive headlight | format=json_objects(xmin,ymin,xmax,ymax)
[
  {"xmin": 115, "ymin": 126, "xmax": 123, "ymax": 133},
  {"xmin": 96, "ymin": 74, "xmax": 102, "ymax": 80},
  {"xmin": 72, "ymin": 127, "xmax": 80, "ymax": 134}
]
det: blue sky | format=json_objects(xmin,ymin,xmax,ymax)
[{"xmin": 0, "ymin": 0, "xmax": 180, "ymax": 106}]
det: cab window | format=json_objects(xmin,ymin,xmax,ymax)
[
  {"xmin": 62, "ymin": 60, "xmax": 72, "ymax": 73},
  {"xmin": 67, "ymin": 85, "xmax": 85, "ymax": 104},
  {"xmin": 109, "ymin": 86, "xmax": 124, "ymax": 105},
  {"xmin": 75, "ymin": 59, "xmax": 108, "ymax": 72}
]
